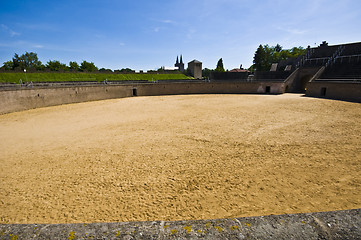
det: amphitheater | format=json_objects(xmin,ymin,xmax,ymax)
[{"xmin": 0, "ymin": 43, "xmax": 360, "ymax": 239}]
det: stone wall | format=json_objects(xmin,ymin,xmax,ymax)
[
  {"xmin": 0, "ymin": 82, "xmax": 285, "ymax": 115},
  {"xmin": 254, "ymin": 71, "xmax": 291, "ymax": 80},
  {"xmin": 290, "ymin": 67, "xmax": 322, "ymax": 92},
  {"xmin": 0, "ymin": 85, "xmax": 133, "ymax": 115},
  {"xmin": 306, "ymin": 81, "xmax": 361, "ymax": 102},
  {"xmin": 0, "ymin": 209, "xmax": 360, "ymax": 239},
  {"xmin": 136, "ymin": 82, "xmax": 284, "ymax": 96}
]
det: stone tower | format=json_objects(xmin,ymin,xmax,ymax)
[
  {"xmin": 188, "ymin": 60, "xmax": 202, "ymax": 79},
  {"xmin": 175, "ymin": 55, "xmax": 185, "ymax": 72}
]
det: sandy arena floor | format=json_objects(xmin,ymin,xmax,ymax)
[{"xmin": 0, "ymin": 94, "xmax": 360, "ymax": 224}]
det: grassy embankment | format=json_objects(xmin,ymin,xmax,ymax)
[{"xmin": 0, "ymin": 72, "xmax": 193, "ymax": 83}]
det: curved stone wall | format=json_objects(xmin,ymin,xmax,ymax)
[
  {"xmin": 0, "ymin": 82, "xmax": 285, "ymax": 115},
  {"xmin": 306, "ymin": 81, "xmax": 361, "ymax": 102}
]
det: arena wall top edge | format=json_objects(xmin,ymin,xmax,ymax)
[{"xmin": 0, "ymin": 79, "xmax": 282, "ymax": 91}]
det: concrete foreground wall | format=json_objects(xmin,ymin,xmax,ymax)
[
  {"xmin": 0, "ymin": 209, "xmax": 360, "ymax": 239},
  {"xmin": 306, "ymin": 81, "xmax": 361, "ymax": 102},
  {"xmin": 0, "ymin": 82, "xmax": 285, "ymax": 115}
]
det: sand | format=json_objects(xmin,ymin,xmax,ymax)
[{"xmin": 0, "ymin": 94, "xmax": 360, "ymax": 224}]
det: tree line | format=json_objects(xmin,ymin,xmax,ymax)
[
  {"xmin": 0, "ymin": 52, "xmax": 135, "ymax": 73},
  {"xmin": 252, "ymin": 44, "xmax": 309, "ymax": 71},
  {"xmin": 203, "ymin": 43, "xmax": 310, "ymax": 78},
  {"xmin": 2, "ymin": 43, "xmax": 317, "ymax": 75},
  {"xmin": 252, "ymin": 41, "xmax": 329, "ymax": 71}
]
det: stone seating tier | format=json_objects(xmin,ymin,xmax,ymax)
[
  {"xmin": 321, "ymin": 61, "xmax": 361, "ymax": 79},
  {"xmin": 310, "ymin": 45, "xmax": 338, "ymax": 58},
  {"xmin": 254, "ymin": 71, "xmax": 291, "ymax": 80},
  {"xmin": 339, "ymin": 42, "xmax": 361, "ymax": 56}
]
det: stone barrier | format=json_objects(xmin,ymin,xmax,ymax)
[
  {"xmin": 306, "ymin": 81, "xmax": 361, "ymax": 102},
  {"xmin": 0, "ymin": 209, "xmax": 360, "ymax": 239},
  {"xmin": 0, "ymin": 82, "xmax": 285, "ymax": 115}
]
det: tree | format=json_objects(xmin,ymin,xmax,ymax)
[
  {"xmin": 248, "ymin": 65, "xmax": 255, "ymax": 72},
  {"xmin": 12, "ymin": 52, "xmax": 43, "ymax": 70},
  {"xmin": 69, "ymin": 61, "xmax": 79, "ymax": 71},
  {"xmin": 157, "ymin": 66, "xmax": 165, "ymax": 72},
  {"xmin": 253, "ymin": 44, "xmax": 307, "ymax": 71},
  {"xmin": 79, "ymin": 61, "xmax": 98, "ymax": 72},
  {"xmin": 120, "ymin": 68, "xmax": 135, "ymax": 73},
  {"xmin": 215, "ymin": 58, "xmax": 225, "ymax": 72},
  {"xmin": 1, "ymin": 61, "xmax": 14, "ymax": 70},
  {"xmin": 99, "ymin": 68, "xmax": 113, "ymax": 73},
  {"xmin": 274, "ymin": 44, "xmax": 282, "ymax": 52},
  {"xmin": 289, "ymin": 47, "xmax": 307, "ymax": 57},
  {"xmin": 263, "ymin": 44, "xmax": 275, "ymax": 69},
  {"xmin": 253, "ymin": 44, "xmax": 267, "ymax": 71},
  {"xmin": 320, "ymin": 41, "xmax": 328, "ymax": 47},
  {"xmin": 202, "ymin": 68, "xmax": 213, "ymax": 78},
  {"xmin": 46, "ymin": 60, "xmax": 68, "ymax": 71}
]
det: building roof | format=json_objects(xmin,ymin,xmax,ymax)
[
  {"xmin": 230, "ymin": 68, "xmax": 249, "ymax": 73},
  {"xmin": 189, "ymin": 59, "xmax": 202, "ymax": 64}
]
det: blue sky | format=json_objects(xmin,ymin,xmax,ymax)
[{"xmin": 1, "ymin": 0, "xmax": 360, "ymax": 71}]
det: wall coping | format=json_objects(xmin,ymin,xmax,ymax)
[{"xmin": 0, "ymin": 81, "xmax": 285, "ymax": 92}]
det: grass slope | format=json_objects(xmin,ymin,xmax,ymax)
[{"xmin": 0, "ymin": 72, "xmax": 193, "ymax": 83}]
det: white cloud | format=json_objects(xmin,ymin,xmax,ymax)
[
  {"xmin": 17, "ymin": 22, "xmax": 55, "ymax": 31},
  {"xmin": 9, "ymin": 30, "xmax": 20, "ymax": 37},
  {"xmin": 160, "ymin": 19, "xmax": 175, "ymax": 24},
  {"xmin": 0, "ymin": 40, "xmax": 43, "ymax": 49},
  {"xmin": 33, "ymin": 44, "xmax": 44, "ymax": 48},
  {"xmin": 276, "ymin": 26, "xmax": 307, "ymax": 35},
  {"xmin": 1, "ymin": 24, "xmax": 20, "ymax": 37},
  {"xmin": 1, "ymin": 24, "xmax": 8, "ymax": 30},
  {"xmin": 151, "ymin": 19, "xmax": 177, "ymax": 25}
]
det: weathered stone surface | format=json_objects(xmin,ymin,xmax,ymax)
[
  {"xmin": 1, "ymin": 209, "xmax": 360, "ymax": 239},
  {"xmin": 0, "ymin": 82, "xmax": 286, "ymax": 115}
]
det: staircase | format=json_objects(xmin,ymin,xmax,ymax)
[{"xmin": 325, "ymin": 45, "xmax": 345, "ymax": 68}]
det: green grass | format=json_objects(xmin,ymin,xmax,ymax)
[{"xmin": 0, "ymin": 72, "xmax": 193, "ymax": 83}]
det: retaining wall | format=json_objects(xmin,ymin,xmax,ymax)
[
  {"xmin": 0, "ymin": 85, "xmax": 133, "ymax": 115},
  {"xmin": 0, "ymin": 82, "xmax": 285, "ymax": 115},
  {"xmin": 306, "ymin": 81, "xmax": 361, "ymax": 102},
  {"xmin": 290, "ymin": 67, "xmax": 321, "ymax": 92},
  {"xmin": 0, "ymin": 209, "xmax": 360, "ymax": 239}
]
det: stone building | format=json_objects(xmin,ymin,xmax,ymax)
[
  {"xmin": 175, "ymin": 55, "xmax": 184, "ymax": 72},
  {"xmin": 188, "ymin": 60, "xmax": 202, "ymax": 79}
]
